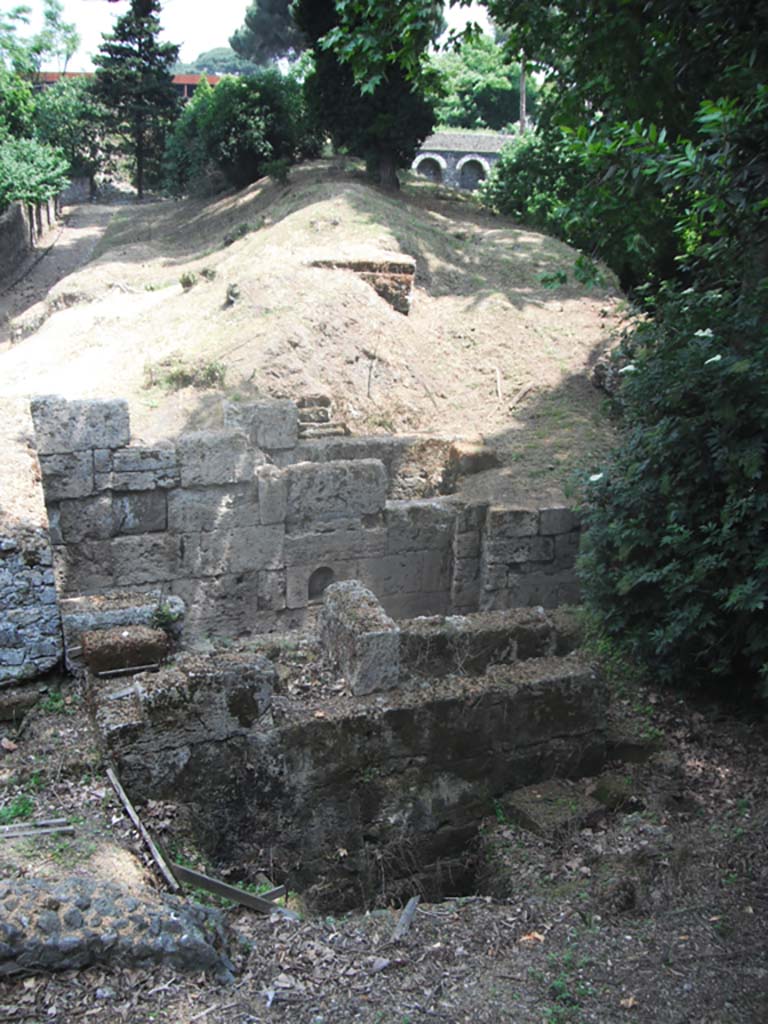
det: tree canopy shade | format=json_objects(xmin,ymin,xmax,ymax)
[
  {"xmin": 294, "ymin": 0, "xmax": 438, "ymax": 189},
  {"xmin": 92, "ymin": 0, "xmax": 179, "ymax": 198},
  {"xmin": 485, "ymin": 0, "xmax": 768, "ymax": 135},
  {"xmin": 230, "ymin": 0, "xmax": 306, "ymax": 65},
  {"xmin": 34, "ymin": 76, "xmax": 104, "ymax": 183}
]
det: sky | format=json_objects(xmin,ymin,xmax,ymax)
[{"xmin": 16, "ymin": 1, "xmax": 492, "ymax": 72}]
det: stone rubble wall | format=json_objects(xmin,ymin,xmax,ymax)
[
  {"xmin": 0, "ymin": 529, "xmax": 62, "ymax": 685},
  {"xmin": 0, "ymin": 877, "xmax": 232, "ymax": 978},
  {"xmin": 31, "ymin": 396, "xmax": 582, "ymax": 639}
]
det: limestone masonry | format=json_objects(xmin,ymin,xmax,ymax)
[{"xmin": 0, "ymin": 395, "xmax": 583, "ymax": 681}]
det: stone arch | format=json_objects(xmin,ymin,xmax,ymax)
[
  {"xmin": 412, "ymin": 153, "xmax": 446, "ymax": 183},
  {"xmin": 308, "ymin": 566, "xmax": 335, "ymax": 602},
  {"xmin": 456, "ymin": 155, "xmax": 489, "ymax": 191}
]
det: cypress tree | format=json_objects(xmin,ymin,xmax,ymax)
[{"xmin": 92, "ymin": 0, "xmax": 179, "ymax": 198}]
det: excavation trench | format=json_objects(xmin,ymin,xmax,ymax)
[{"xmin": 94, "ymin": 611, "xmax": 608, "ymax": 913}]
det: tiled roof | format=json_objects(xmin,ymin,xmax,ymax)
[{"xmin": 419, "ymin": 131, "xmax": 513, "ymax": 153}]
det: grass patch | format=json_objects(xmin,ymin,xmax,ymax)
[
  {"xmin": 143, "ymin": 353, "xmax": 226, "ymax": 391},
  {"xmin": 0, "ymin": 794, "xmax": 34, "ymax": 825}
]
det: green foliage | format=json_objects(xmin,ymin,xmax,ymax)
[
  {"xmin": 33, "ymin": 76, "xmax": 104, "ymax": 179},
  {"xmin": 151, "ymin": 600, "xmax": 182, "ymax": 631},
  {"xmin": 431, "ymin": 35, "xmax": 537, "ymax": 131},
  {"xmin": 163, "ymin": 68, "xmax": 320, "ymax": 194},
  {"xmin": 38, "ymin": 689, "xmax": 78, "ymax": 714},
  {"xmin": 0, "ymin": 65, "xmax": 34, "ymax": 138},
  {"xmin": 92, "ymin": 0, "xmax": 179, "ymax": 198},
  {"xmin": 578, "ymin": 89, "xmax": 768, "ymax": 698},
  {"xmin": 0, "ymin": 794, "xmax": 34, "ymax": 824},
  {"xmin": 179, "ymin": 271, "xmax": 197, "ymax": 290},
  {"xmin": 295, "ymin": 0, "xmax": 436, "ymax": 188},
  {"xmin": 0, "ymin": 0, "xmax": 78, "ymax": 75},
  {"xmin": 0, "ymin": 135, "xmax": 68, "ymax": 212}
]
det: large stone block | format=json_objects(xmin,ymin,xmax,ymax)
[
  {"xmin": 554, "ymin": 530, "xmax": 581, "ymax": 569},
  {"xmin": 181, "ymin": 525, "xmax": 284, "ymax": 576},
  {"xmin": 57, "ymin": 495, "xmax": 113, "ymax": 542},
  {"xmin": 320, "ymin": 580, "xmax": 400, "ymax": 695},
  {"xmin": 111, "ymin": 533, "xmax": 182, "ymax": 585},
  {"xmin": 94, "ymin": 445, "xmax": 179, "ymax": 491},
  {"xmin": 385, "ymin": 500, "xmax": 456, "ymax": 554},
  {"xmin": 485, "ymin": 535, "xmax": 555, "ymax": 566},
  {"xmin": 177, "ymin": 431, "xmax": 257, "ymax": 487},
  {"xmin": 167, "ymin": 485, "xmax": 259, "ymax": 533},
  {"xmin": 284, "ymin": 527, "xmax": 386, "ymax": 568},
  {"xmin": 422, "ymin": 547, "xmax": 453, "ymax": 593},
  {"xmin": 257, "ymin": 466, "xmax": 287, "ymax": 525},
  {"xmin": 284, "ymin": 460, "xmax": 387, "ymax": 532},
  {"xmin": 112, "ymin": 491, "xmax": 168, "ymax": 536},
  {"xmin": 38, "ymin": 451, "xmax": 94, "ymax": 500},
  {"xmin": 52, "ymin": 540, "xmax": 114, "ymax": 594},
  {"xmin": 170, "ymin": 572, "xmax": 261, "ymax": 635},
  {"xmin": 31, "ymin": 396, "xmax": 130, "ymax": 454},
  {"xmin": 357, "ymin": 552, "xmax": 424, "ymax": 597},
  {"xmin": 224, "ymin": 399, "xmax": 299, "ymax": 451},
  {"xmin": 539, "ymin": 506, "xmax": 579, "ymax": 535},
  {"xmin": 485, "ymin": 507, "xmax": 539, "ymax": 540},
  {"xmin": 451, "ymin": 556, "xmax": 481, "ymax": 610}
]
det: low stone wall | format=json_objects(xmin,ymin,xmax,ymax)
[
  {"xmin": 30, "ymin": 396, "xmax": 582, "ymax": 639},
  {"xmin": 0, "ymin": 198, "xmax": 59, "ymax": 284},
  {"xmin": 0, "ymin": 877, "xmax": 232, "ymax": 978},
  {"xmin": 95, "ymin": 637, "xmax": 607, "ymax": 911},
  {"xmin": 0, "ymin": 528, "xmax": 61, "ymax": 685}
]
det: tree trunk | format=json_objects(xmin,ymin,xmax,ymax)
[
  {"xmin": 377, "ymin": 150, "xmax": 400, "ymax": 191},
  {"xmin": 135, "ymin": 120, "xmax": 145, "ymax": 200},
  {"xmin": 519, "ymin": 57, "xmax": 527, "ymax": 134}
]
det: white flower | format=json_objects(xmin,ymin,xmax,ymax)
[
  {"xmin": 704, "ymin": 354, "xmax": 722, "ymax": 365},
  {"xmin": 693, "ymin": 328, "xmax": 714, "ymax": 339},
  {"xmin": 589, "ymin": 473, "xmax": 604, "ymax": 483},
  {"xmin": 618, "ymin": 364, "xmax": 636, "ymax": 374}
]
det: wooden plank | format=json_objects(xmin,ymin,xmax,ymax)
[
  {"xmin": 96, "ymin": 663, "xmax": 160, "ymax": 679},
  {"xmin": 392, "ymin": 895, "xmax": 421, "ymax": 941},
  {"xmin": 106, "ymin": 766, "xmax": 180, "ymax": 891},
  {"xmin": 1, "ymin": 817, "xmax": 69, "ymax": 832},
  {"xmin": 0, "ymin": 825, "xmax": 75, "ymax": 840},
  {"xmin": 171, "ymin": 863, "xmax": 299, "ymax": 920}
]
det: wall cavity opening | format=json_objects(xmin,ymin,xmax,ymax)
[{"xmin": 308, "ymin": 566, "xmax": 335, "ymax": 602}]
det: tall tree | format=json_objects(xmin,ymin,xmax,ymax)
[
  {"xmin": 294, "ymin": 0, "xmax": 438, "ymax": 189},
  {"xmin": 92, "ymin": 0, "xmax": 179, "ymax": 198},
  {"xmin": 230, "ymin": 0, "xmax": 305, "ymax": 65}
]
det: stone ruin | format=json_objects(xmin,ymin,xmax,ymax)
[{"xmin": 0, "ymin": 393, "xmax": 613, "ymax": 924}]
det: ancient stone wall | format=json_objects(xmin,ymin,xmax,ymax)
[
  {"xmin": 0, "ymin": 528, "xmax": 61, "ymax": 684},
  {"xmin": 31, "ymin": 396, "xmax": 582, "ymax": 639},
  {"xmin": 0, "ymin": 199, "xmax": 59, "ymax": 283}
]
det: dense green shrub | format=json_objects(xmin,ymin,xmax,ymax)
[
  {"xmin": 33, "ymin": 76, "xmax": 104, "ymax": 181},
  {"xmin": 163, "ymin": 68, "xmax": 321, "ymax": 194},
  {"xmin": 0, "ymin": 137, "xmax": 69, "ymax": 212},
  {"xmin": 578, "ymin": 90, "xmax": 768, "ymax": 697},
  {"xmin": 0, "ymin": 66, "xmax": 35, "ymax": 140},
  {"xmin": 480, "ymin": 129, "xmax": 680, "ymax": 292}
]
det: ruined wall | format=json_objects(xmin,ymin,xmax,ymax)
[
  {"xmin": 0, "ymin": 528, "xmax": 61, "ymax": 684},
  {"xmin": 31, "ymin": 397, "xmax": 582, "ymax": 638},
  {"xmin": 0, "ymin": 198, "xmax": 59, "ymax": 283}
]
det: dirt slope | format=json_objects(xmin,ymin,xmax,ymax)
[{"xmin": 0, "ymin": 161, "xmax": 620, "ymax": 526}]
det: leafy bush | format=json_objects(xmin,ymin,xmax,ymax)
[
  {"xmin": 163, "ymin": 68, "xmax": 321, "ymax": 195},
  {"xmin": 0, "ymin": 66, "xmax": 35, "ymax": 139},
  {"xmin": 480, "ymin": 129, "xmax": 679, "ymax": 292},
  {"xmin": 33, "ymin": 76, "xmax": 105, "ymax": 180},
  {"xmin": 0, "ymin": 137, "xmax": 69, "ymax": 212},
  {"xmin": 578, "ymin": 90, "xmax": 768, "ymax": 698}
]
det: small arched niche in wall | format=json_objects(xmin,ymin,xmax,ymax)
[{"xmin": 308, "ymin": 566, "xmax": 335, "ymax": 603}]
